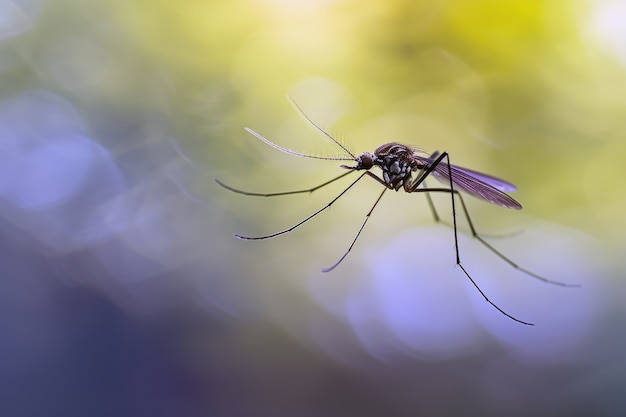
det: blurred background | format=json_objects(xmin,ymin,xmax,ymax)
[{"xmin": 0, "ymin": 0, "xmax": 624, "ymax": 415}]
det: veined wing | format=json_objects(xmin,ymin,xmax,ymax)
[
  {"xmin": 423, "ymin": 151, "xmax": 517, "ymax": 192},
  {"xmin": 415, "ymin": 154, "xmax": 522, "ymax": 209},
  {"xmin": 444, "ymin": 164, "xmax": 517, "ymax": 192}
]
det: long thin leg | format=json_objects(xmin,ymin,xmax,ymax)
[
  {"xmin": 322, "ymin": 187, "xmax": 388, "ymax": 272},
  {"xmin": 419, "ymin": 151, "xmax": 442, "ymax": 223},
  {"xmin": 421, "ymin": 179, "xmax": 441, "ymax": 223},
  {"xmin": 421, "ymin": 179, "xmax": 522, "ymax": 239},
  {"xmin": 234, "ymin": 171, "xmax": 367, "ymax": 240},
  {"xmin": 413, "ymin": 187, "xmax": 578, "ymax": 288},
  {"xmin": 359, "ymin": 172, "xmax": 538, "ymax": 326},
  {"xmin": 406, "ymin": 152, "xmax": 535, "ymax": 326},
  {"xmin": 215, "ymin": 170, "xmax": 355, "ymax": 197},
  {"xmin": 453, "ymin": 191, "xmax": 579, "ymax": 288}
]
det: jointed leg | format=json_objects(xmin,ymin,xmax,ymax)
[
  {"xmin": 420, "ymin": 180, "xmax": 520, "ymax": 239},
  {"xmin": 453, "ymin": 192, "xmax": 579, "ymax": 288},
  {"xmin": 408, "ymin": 151, "xmax": 534, "ymax": 325},
  {"xmin": 233, "ymin": 172, "xmax": 368, "ymax": 240},
  {"xmin": 322, "ymin": 187, "xmax": 388, "ymax": 272},
  {"xmin": 215, "ymin": 170, "xmax": 355, "ymax": 197}
]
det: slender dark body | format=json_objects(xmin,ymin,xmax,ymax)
[
  {"xmin": 347, "ymin": 142, "xmax": 521, "ymax": 208},
  {"xmin": 216, "ymin": 98, "xmax": 578, "ymax": 325}
]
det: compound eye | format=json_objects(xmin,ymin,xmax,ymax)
[{"xmin": 359, "ymin": 154, "xmax": 373, "ymax": 169}]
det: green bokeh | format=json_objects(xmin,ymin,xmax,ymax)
[{"xmin": 23, "ymin": 0, "xmax": 621, "ymax": 237}]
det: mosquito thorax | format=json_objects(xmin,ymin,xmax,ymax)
[{"xmin": 368, "ymin": 143, "xmax": 418, "ymax": 190}]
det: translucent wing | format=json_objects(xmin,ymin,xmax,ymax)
[
  {"xmin": 416, "ymin": 154, "xmax": 522, "ymax": 209},
  {"xmin": 424, "ymin": 151, "xmax": 517, "ymax": 192},
  {"xmin": 443, "ymin": 164, "xmax": 517, "ymax": 192}
]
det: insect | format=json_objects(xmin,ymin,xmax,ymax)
[{"xmin": 216, "ymin": 98, "xmax": 578, "ymax": 325}]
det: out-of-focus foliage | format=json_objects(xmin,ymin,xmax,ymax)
[{"xmin": 0, "ymin": 0, "xmax": 624, "ymax": 416}]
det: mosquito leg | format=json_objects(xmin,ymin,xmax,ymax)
[
  {"xmin": 233, "ymin": 172, "xmax": 368, "ymax": 240},
  {"xmin": 453, "ymin": 192, "xmax": 580, "ymax": 288},
  {"xmin": 409, "ymin": 152, "xmax": 535, "ymax": 325},
  {"xmin": 364, "ymin": 171, "xmax": 391, "ymax": 187},
  {"xmin": 456, "ymin": 263, "xmax": 534, "ymax": 325},
  {"xmin": 215, "ymin": 170, "xmax": 355, "ymax": 197},
  {"xmin": 421, "ymin": 179, "xmax": 441, "ymax": 223},
  {"xmin": 410, "ymin": 154, "xmax": 443, "ymax": 223},
  {"xmin": 322, "ymin": 187, "xmax": 388, "ymax": 273},
  {"xmin": 421, "ymin": 180, "xmax": 521, "ymax": 238}
]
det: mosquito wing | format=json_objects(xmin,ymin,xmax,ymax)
[
  {"xmin": 448, "ymin": 165, "xmax": 518, "ymax": 193},
  {"xmin": 416, "ymin": 154, "xmax": 522, "ymax": 209},
  {"xmin": 424, "ymin": 151, "xmax": 517, "ymax": 192}
]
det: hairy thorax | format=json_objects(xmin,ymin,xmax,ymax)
[{"xmin": 369, "ymin": 143, "xmax": 425, "ymax": 191}]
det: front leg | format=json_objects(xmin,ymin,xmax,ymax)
[{"xmin": 365, "ymin": 171, "xmax": 393, "ymax": 189}]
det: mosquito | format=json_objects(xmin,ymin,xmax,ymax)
[{"xmin": 216, "ymin": 98, "xmax": 578, "ymax": 325}]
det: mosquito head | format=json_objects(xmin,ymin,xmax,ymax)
[{"xmin": 353, "ymin": 152, "xmax": 376, "ymax": 170}]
